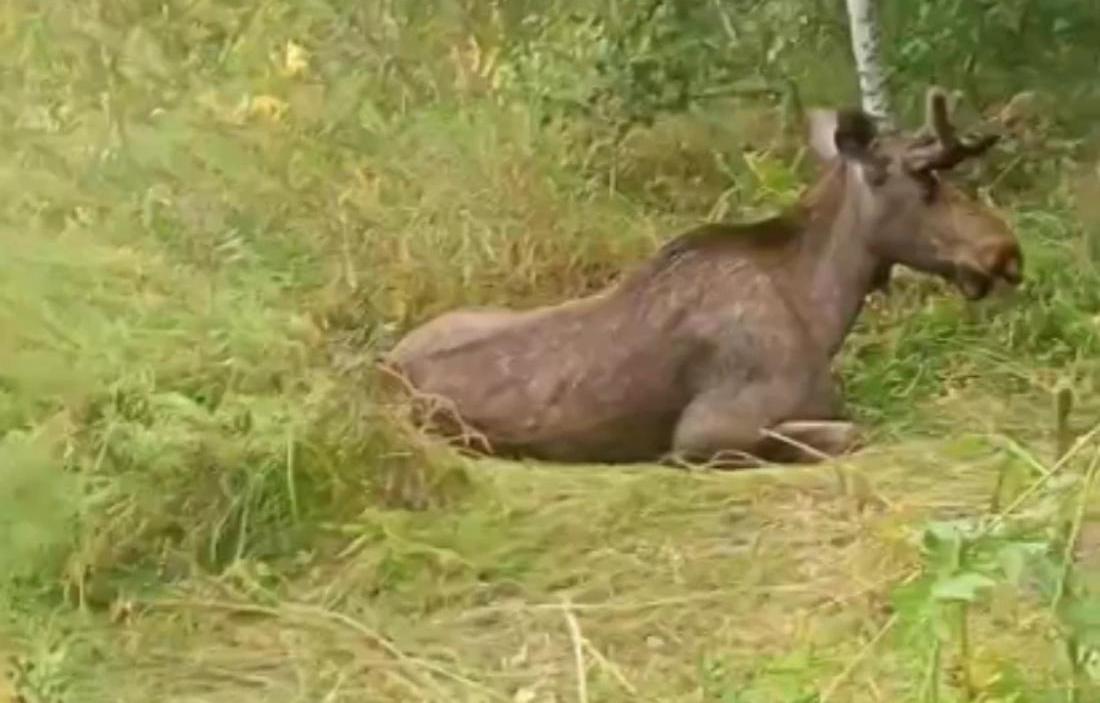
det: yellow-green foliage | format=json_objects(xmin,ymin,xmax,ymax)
[{"xmin": 5, "ymin": 1, "xmax": 1100, "ymax": 701}]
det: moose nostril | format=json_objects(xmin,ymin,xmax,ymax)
[{"xmin": 1000, "ymin": 249, "xmax": 1023, "ymax": 283}]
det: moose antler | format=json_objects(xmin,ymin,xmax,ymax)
[{"xmin": 905, "ymin": 87, "xmax": 999, "ymax": 173}]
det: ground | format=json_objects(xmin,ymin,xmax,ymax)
[
  {"xmin": 6, "ymin": 438, "xmax": 1100, "ymax": 702},
  {"xmin": 4, "ymin": 2, "xmax": 1100, "ymax": 702}
]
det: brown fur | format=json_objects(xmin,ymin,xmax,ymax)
[{"xmin": 382, "ymin": 88, "xmax": 1024, "ymax": 467}]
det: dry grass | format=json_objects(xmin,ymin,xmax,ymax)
[
  {"xmin": 8, "ymin": 431, "xmax": 1089, "ymax": 702},
  {"xmin": 4, "ymin": 1, "xmax": 1100, "ymax": 702}
]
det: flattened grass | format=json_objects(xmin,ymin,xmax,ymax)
[{"xmin": 4, "ymin": 1, "xmax": 1100, "ymax": 702}]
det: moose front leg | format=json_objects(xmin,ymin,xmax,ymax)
[
  {"xmin": 668, "ymin": 379, "xmax": 861, "ymax": 468},
  {"xmin": 759, "ymin": 371, "xmax": 862, "ymax": 462},
  {"xmin": 669, "ymin": 384, "xmax": 780, "ymax": 468}
]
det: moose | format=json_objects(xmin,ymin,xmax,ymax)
[{"xmin": 382, "ymin": 87, "xmax": 1023, "ymax": 468}]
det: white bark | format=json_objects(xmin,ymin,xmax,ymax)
[{"xmin": 844, "ymin": 0, "xmax": 892, "ymax": 127}]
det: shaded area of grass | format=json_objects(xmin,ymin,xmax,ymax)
[{"xmin": 4, "ymin": 1, "xmax": 1100, "ymax": 701}]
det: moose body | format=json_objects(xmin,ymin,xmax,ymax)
[{"xmin": 384, "ymin": 88, "xmax": 1023, "ymax": 467}]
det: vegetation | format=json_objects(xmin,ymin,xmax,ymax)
[{"xmin": 4, "ymin": 0, "xmax": 1100, "ymax": 700}]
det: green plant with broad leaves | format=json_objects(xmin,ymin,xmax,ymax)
[{"xmin": 891, "ymin": 389, "xmax": 1100, "ymax": 702}]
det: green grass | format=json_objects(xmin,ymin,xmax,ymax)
[{"xmin": 5, "ymin": 1, "xmax": 1100, "ymax": 702}]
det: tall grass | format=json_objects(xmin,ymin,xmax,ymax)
[{"xmin": 4, "ymin": 0, "xmax": 1100, "ymax": 700}]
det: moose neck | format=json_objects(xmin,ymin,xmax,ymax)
[{"xmin": 787, "ymin": 164, "xmax": 890, "ymax": 358}]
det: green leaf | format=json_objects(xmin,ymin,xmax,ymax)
[
  {"xmin": 890, "ymin": 573, "xmax": 938, "ymax": 634},
  {"xmin": 997, "ymin": 540, "xmax": 1050, "ymax": 585},
  {"xmin": 932, "ymin": 572, "xmax": 997, "ymax": 603},
  {"xmin": 921, "ymin": 520, "xmax": 970, "ymax": 571}
]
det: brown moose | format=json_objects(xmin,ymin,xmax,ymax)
[{"xmin": 382, "ymin": 87, "xmax": 1023, "ymax": 468}]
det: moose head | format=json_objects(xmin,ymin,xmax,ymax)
[{"xmin": 807, "ymin": 87, "xmax": 1023, "ymax": 300}]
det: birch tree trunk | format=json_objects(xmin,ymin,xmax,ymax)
[{"xmin": 844, "ymin": 0, "xmax": 893, "ymax": 127}]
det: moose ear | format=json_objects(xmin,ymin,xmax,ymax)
[{"xmin": 807, "ymin": 108, "xmax": 877, "ymax": 164}]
